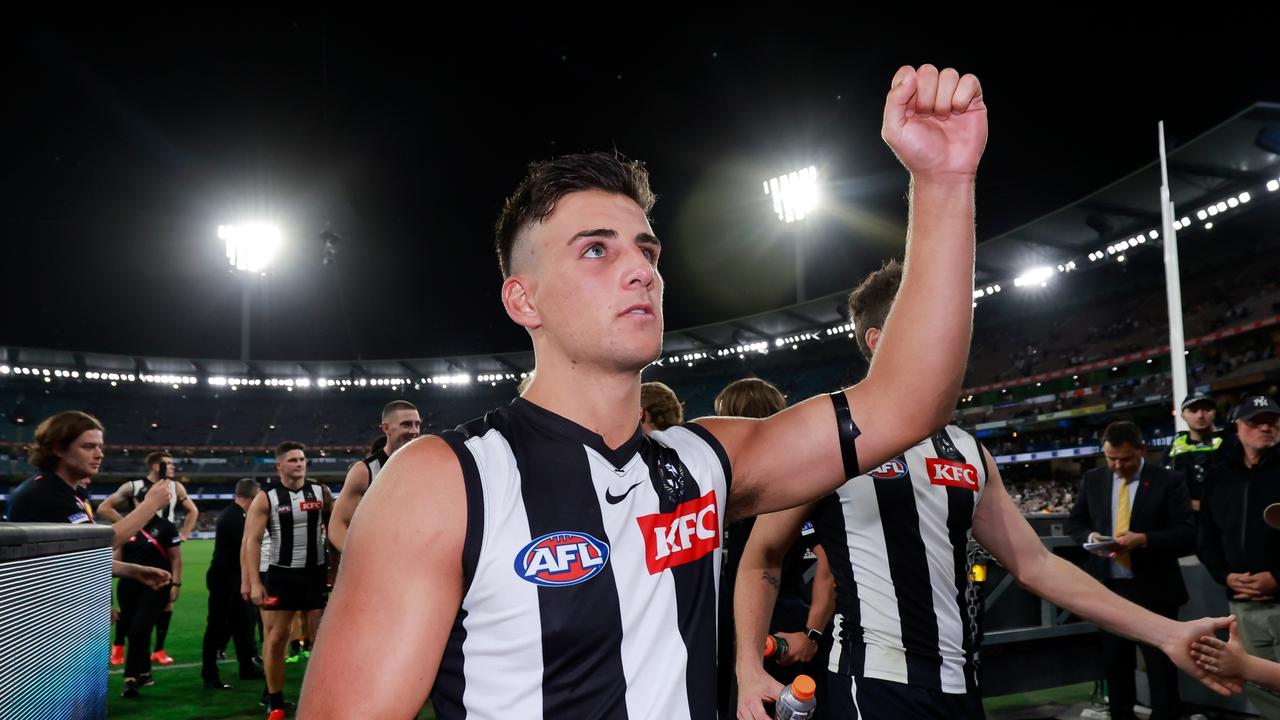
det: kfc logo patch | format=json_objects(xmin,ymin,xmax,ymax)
[
  {"xmin": 926, "ymin": 457, "xmax": 979, "ymax": 491},
  {"xmin": 636, "ymin": 491, "xmax": 720, "ymax": 575}
]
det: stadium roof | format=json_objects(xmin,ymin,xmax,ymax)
[{"xmin": 4, "ymin": 103, "xmax": 1279, "ymax": 389}]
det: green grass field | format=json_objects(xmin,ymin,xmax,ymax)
[
  {"xmin": 106, "ymin": 540, "xmax": 1090, "ymax": 718},
  {"xmin": 106, "ymin": 539, "xmax": 435, "ymax": 719}
]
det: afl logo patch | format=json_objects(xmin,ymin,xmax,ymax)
[
  {"xmin": 868, "ymin": 459, "xmax": 908, "ymax": 480},
  {"xmin": 514, "ymin": 531, "xmax": 610, "ymax": 587}
]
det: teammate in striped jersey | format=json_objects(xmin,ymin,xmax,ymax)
[
  {"xmin": 99, "ymin": 451, "xmax": 199, "ymax": 665},
  {"xmin": 328, "ymin": 400, "xmax": 422, "ymax": 552},
  {"xmin": 735, "ymin": 262, "xmax": 1239, "ymax": 719},
  {"xmin": 243, "ymin": 442, "xmax": 332, "ymax": 719},
  {"xmin": 306, "ymin": 63, "xmax": 1005, "ymax": 719}
]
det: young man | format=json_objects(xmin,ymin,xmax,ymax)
[
  {"xmin": 305, "ymin": 63, "xmax": 1009, "ymax": 718},
  {"xmin": 328, "ymin": 400, "xmax": 421, "ymax": 552},
  {"xmin": 243, "ymin": 442, "xmax": 332, "ymax": 719},
  {"xmin": 735, "ymin": 265, "xmax": 1230, "ymax": 720},
  {"xmin": 6, "ymin": 411, "xmax": 173, "ymax": 589},
  {"xmin": 100, "ymin": 451, "xmax": 199, "ymax": 665},
  {"xmin": 1162, "ymin": 393, "xmax": 1223, "ymax": 511}
]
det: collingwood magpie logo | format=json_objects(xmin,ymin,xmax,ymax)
[
  {"xmin": 933, "ymin": 431, "xmax": 963, "ymax": 462},
  {"xmin": 654, "ymin": 447, "xmax": 689, "ymax": 505}
]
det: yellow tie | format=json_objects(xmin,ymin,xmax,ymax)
[{"xmin": 1115, "ymin": 479, "xmax": 1132, "ymax": 569}]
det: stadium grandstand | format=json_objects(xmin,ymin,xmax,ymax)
[
  {"xmin": 6, "ymin": 104, "xmax": 1278, "ymax": 526},
  {"xmin": 6, "ymin": 15, "xmax": 1280, "ymax": 720}
]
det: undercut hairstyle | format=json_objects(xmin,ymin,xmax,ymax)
[
  {"xmin": 382, "ymin": 400, "xmax": 417, "ymax": 422},
  {"xmin": 494, "ymin": 151, "xmax": 657, "ymax": 277},
  {"xmin": 275, "ymin": 441, "xmax": 306, "ymax": 459}
]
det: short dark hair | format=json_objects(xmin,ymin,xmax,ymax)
[
  {"xmin": 715, "ymin": 378, "xmax": 786, "ymax": 419},
  {"xmin": 234, "ymin": 478, "xmax": 260, "ymax": 499},
  {"xmin": 275, "ymin": 441, "xmax": 306, "ymax": 459},
  {"xmin": 382, "ymin": 400, "xmax": 417, "ymax": 422},
  {"xmin": 29, "ymin": 411, "xmax": 104, "ymax": 473},
  {"xmin": 1102, "ymin": 421, "xmax": 1145, "ymax": 448},
  {"xmin": 494, "ymin": 151, "xmax": 657, "ymax": 277},
  {"xmin": 144, "ymin": 451, "xmax": 172, "ymax": 471},
  {"xmin": 847, "ymin": 259, "xmax": 903, "ymax": 361}
]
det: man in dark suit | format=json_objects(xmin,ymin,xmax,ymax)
[
  {"xmin": 1069, "ymin": 421, "xmax": 1195, "ymax": 720},
  {"xmin": 201, "ymin": 478, "xmax": 265, "ymax": 689}
]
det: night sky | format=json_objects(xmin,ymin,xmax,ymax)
[{"xmin": 7, "ymin": 11, "xmax": 1275, "ymax": 361}]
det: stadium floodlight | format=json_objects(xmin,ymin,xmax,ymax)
[
  {"xmin": 1215, "ymin": 201, "xmax": 1228, "ymax": 212},
  {"xmin": 1147, "ymin": 230, "xmax": 1158, "ymax": 240},
  {"xmin": 220, "ymin": 223, "xmax": 281, "ymax": 273},
  {"xmin": 1180, "ymin": 217, "xmax": 1190, "ymax": 226},
  {"xmin": 1239, "ymin": 192, "xmax": 1251, "ymax": 204},
  {"xmin": 1013, "ymin": 266, "xmax": 1054, "ymax": 288},
  {"xmin": 764, "ymin": 166, "xmax": 819, "ymax": 223},
  {"xmin": 1196, "ymin": 210, "xmax": 1208, "ymax": 220},
  {"xmin": 1267, "ymin": 179, "xmax": 1279, "ymax": 192},
  {"xmin": 1205, "ymin": 222, "xmax": 1214, "ymax": 230}
]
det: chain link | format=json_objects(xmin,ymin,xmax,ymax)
[{"xmin": 965, "ymin": 536, "xmax": 993, "ymax": 683}]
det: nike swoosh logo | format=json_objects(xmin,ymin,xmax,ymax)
[{"xmin": 604, "ymin": 480, "xmax": 646, "ymax": 505}]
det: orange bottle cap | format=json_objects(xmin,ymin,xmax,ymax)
[{"xmin": 790, "ymin": 674, "xmax": 816, "ymax": 701}]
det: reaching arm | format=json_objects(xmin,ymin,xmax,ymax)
[
  {"xmin": 702, "ymin": 64, "xmax": 986, "ymax": 521},
  {"xmin": 971, "ymin": 446, "xmax": 1239, "ymax": 696}
]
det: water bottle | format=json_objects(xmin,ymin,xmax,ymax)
[
  {"xmin": 762, "ymin": 633, "xmax": 789, "ymax": 661},
  {"xmin": 776, "ymin": 674, "xmax": 817, "ymax": 720}
]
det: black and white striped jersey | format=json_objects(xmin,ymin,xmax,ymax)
[
  {"xmin": 125, "ymin": 478, "xmax": 179, "ymax": 524},
  {"xmin": 361, "ymin": 447, "xmax": 390, "ymax": 485},
  {"xmin": 264, "ymin": 480, "xmax": 328, "ymax": 570},
  {"xmin": 816, "ymin": 424, "xmax": 988, "ymax": 695},
  {"xmin": 431, "ymin": 398, "xmax": 731, "ymax": 720}
]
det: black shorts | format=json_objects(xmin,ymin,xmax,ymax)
[
  {"xmin": 827, "ymin": 672, "xmax": 985, "ymax": 720},
  {"xmin": 264, "ymin": 566, "xmax": 327, "ymax": 611}
]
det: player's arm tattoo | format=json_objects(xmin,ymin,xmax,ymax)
[{"xmin": 762, "ymin": 571, "xmax": 780, "ymax": 590}]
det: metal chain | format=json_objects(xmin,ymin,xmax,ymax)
[{"xmin": 965, "ymin": 536, "xmax": 993, "ymax": 682}]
